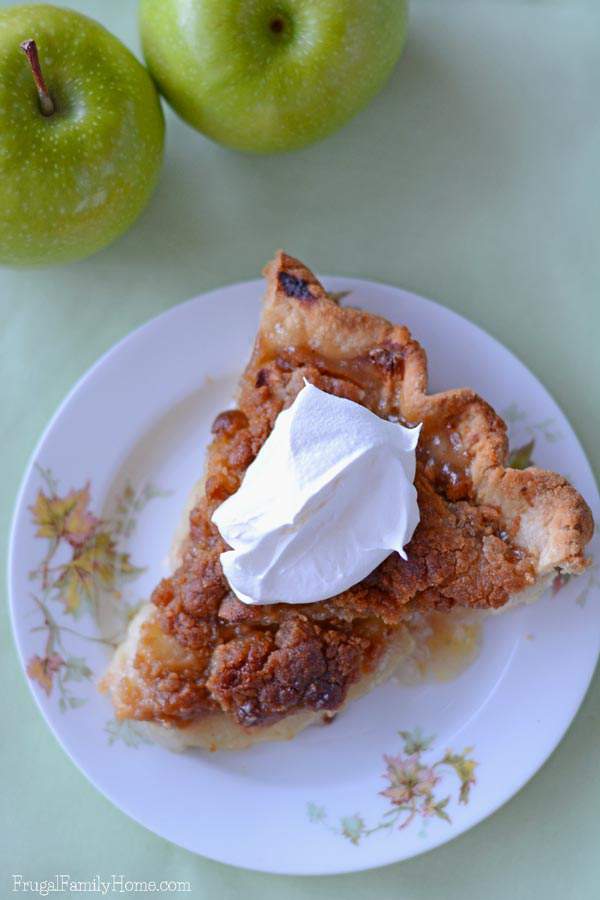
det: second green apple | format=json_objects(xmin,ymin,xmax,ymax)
[{"xmin": 140, "ymin": 0, "xmax": 407, "ymax": 154}]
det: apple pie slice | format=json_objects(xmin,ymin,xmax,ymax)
[{"xmin": 102, "ymin": 252, "xmax": 594, "ymax": 751}]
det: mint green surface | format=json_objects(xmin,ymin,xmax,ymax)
[{"xmin": 1, "ymin": 1, "xmax": 599, "ymax": 897}]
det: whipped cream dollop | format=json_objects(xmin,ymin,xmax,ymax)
[{"xmin": 212, "ymin": 382, "xmax": 421, "ymax": 606}]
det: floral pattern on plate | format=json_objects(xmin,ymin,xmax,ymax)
[
  {"xmin": 26, "ymin": 466, "xmax": 167, "ymax": 712},
  {"xmin": 308, "ymin": 728, "xmax": 477, "ymax": 845}
]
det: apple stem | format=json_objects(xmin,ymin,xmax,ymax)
[{"xmin": 20, "ymin": 39, "xmax": 55, "ymax": 117}]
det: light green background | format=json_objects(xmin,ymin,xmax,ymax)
[{"xmin": 2, "ymin": 1, "xmax": 599, "ymax": 898}]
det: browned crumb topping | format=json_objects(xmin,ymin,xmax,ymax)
[{"xmin": 144, "ymin": 353, "xmax": 535, "ymax": 729}]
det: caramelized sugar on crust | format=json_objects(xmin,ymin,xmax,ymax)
[{"xmin": 119, "ymin": 253, "xmax": 593, "ymax": 730}]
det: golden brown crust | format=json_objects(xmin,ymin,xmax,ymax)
[
  {"xmin": 260, "ymin": 251, "xmax": 593, "ymax": 575},
  {"xmin": 106, "ymin": 251, "xmax": 594, "ymax": 734}
]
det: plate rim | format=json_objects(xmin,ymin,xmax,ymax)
[{"xmin": 7, "ymin": 275, "xmax": 600, "ymax": 875}]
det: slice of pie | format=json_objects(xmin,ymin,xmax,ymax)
[{"xmin": 101, "ymin": 252, "xmax": 594, "ymax": 751}]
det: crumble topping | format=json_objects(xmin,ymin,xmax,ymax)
[{"xmin": 147, "ymin": 357, "xmax": 534, "ymax": 727}]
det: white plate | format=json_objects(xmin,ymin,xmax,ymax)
[{"xmin": 8, "ymin": 277, "xmax": 599, "ymax": 875}]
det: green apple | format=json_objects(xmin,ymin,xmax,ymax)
[
  {"xmin": 0, "ymin": 4, "xmax": 165, "ymax": 266},
  {"xmin": 139, "ymin": 0, "xmax": 407, "ymax": 154}
]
